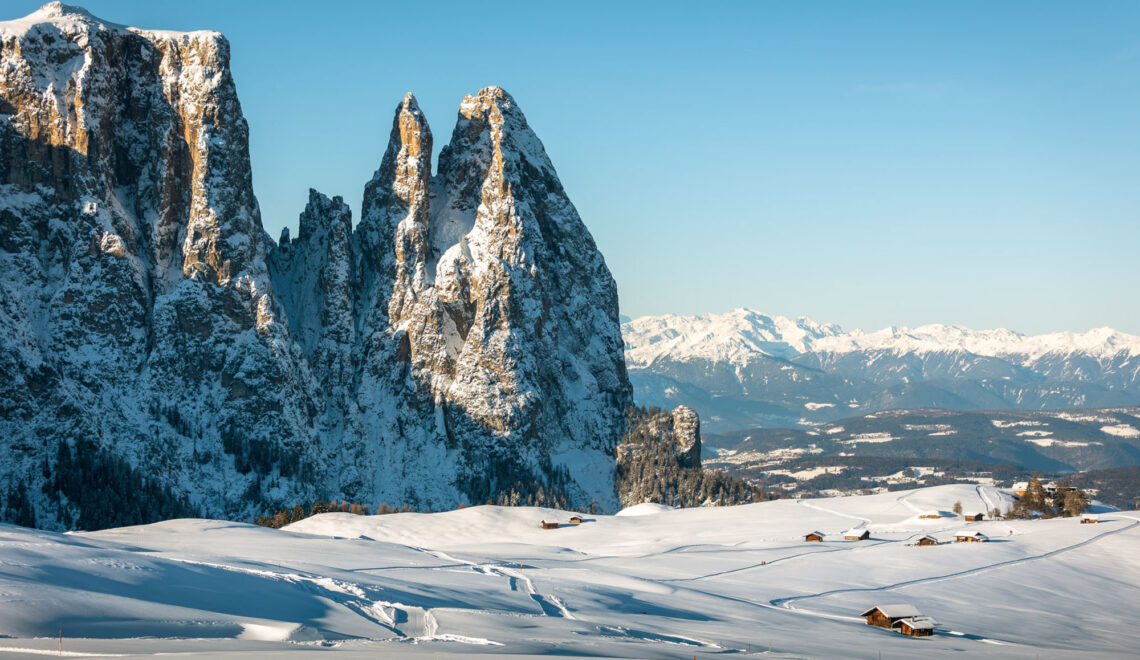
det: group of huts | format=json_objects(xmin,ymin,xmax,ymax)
[
  {"xmin": 919, "ymin": 511, "xmax": 985, "ymax": 521},
  {"xmin": 847, "ymin": 499, "xmax": 1105, "ymax": 639},
  {"xmin": 804, "ymin": 527, "xmax": 870, "ymax": 542},
  {"xmin": 912, "ymin": 531, "xmax": 990, "ymax": 546},
  {"xmin": 861, "ymin": 604, "xmax": 937, "ymax": 637},
  {"xmin": 539, "ymin": 515, "xmax": 584, "ymax": 529}
]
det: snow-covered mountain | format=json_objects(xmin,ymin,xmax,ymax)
[
  {"xmin": 0, "ymin": 4, "xmax": 630, "ymax": 529},
  {"xmin": 624, "ymin": 309, "xmax": 1140, "ymax": 432}
]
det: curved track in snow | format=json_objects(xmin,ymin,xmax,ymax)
[{"xmin": 795, "ymin": 498, "xmax": 872, "ymax": 525}]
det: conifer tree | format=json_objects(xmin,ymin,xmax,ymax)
[{"xmin": 1062, "ymin": 488, "xmax": 1089, "ymax": 517}]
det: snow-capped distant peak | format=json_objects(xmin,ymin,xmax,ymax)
[
  {"xmin": 622, "ymin": 308, "xmax": 845, "ymax": 367},
  {"xmin": 622, "ymin": 309, "xmax": 1140, "ymax": 367}
]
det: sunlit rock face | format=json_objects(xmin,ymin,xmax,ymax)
[
  {"xmin": 0, "ymin": 4, "xmax": 630, "ymax": 529},
  {"xmin": 352, "ymin": 86, "xmax": 632, "ymax": 511}
]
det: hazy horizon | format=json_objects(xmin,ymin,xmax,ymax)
[{"xmin": 6, "ymin": 0, "xmax": 1139, "ymax": 335}]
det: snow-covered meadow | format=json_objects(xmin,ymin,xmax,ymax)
[{"xmin": 0, "ymin": 484, "xmax": 1136, "ymax": 658}]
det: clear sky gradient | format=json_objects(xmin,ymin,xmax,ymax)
[{"xmin": 9, "ymin": 1, "xmax": 1140, "ymax": 334}]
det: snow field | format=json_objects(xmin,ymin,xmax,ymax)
[{"xmin": 0, "ymin": 484, "xmax": 1135, "ymax": 658}]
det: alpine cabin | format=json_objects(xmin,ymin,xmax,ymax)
[
  {"xmin": 893, "ymin": 616, "xmax": 936, "ymax": 637},
  {"xmin": 965, "ymin": 513, "xmax": 984, "ymax": 522},
  {"xmin": 844, "ymin": 528, "xmax": 870, "ymax": 541},
  {"xmin": 805, "ymin": 531, "xmax": 824, "ymax": 542},
  {"xmin": 954, "ymin": 531, "xmax": 989, "ymax": 543},
  {"xmin": 1081, "ymin": 515, "xmax": 1099, "ymax": 524},
  {"xmin": 861, "ymin": 604, "xmax": 923, "ymax": 629},
  {"xmin": 540, "ymin": 520, "xmax": 559, "ymax": 530},
  {"xmin": 569, "ymin": 515, "xmax": 583, "ymax": 524},
  {"xmin": 915, "ymin": 535, "xmax": 939, "ymax": 547}
]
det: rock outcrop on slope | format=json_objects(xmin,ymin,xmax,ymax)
[
  {"xmin": 616, "ymin": 406, "xmax": 763, "ymax": 508},
  {"xmin": 0, "ymin": 4, "xmax": 631, "ymax": 530},
  {"xmin": 671, "ymin": 405, "xmax": 702, "ymax": 469}
]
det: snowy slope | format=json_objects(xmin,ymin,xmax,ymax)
[{"xmin": 0, "ymin": 484, "xmax": 1137, "ymax": 658}]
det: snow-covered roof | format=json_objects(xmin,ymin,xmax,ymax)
[
  {"xmin": 805, "ymin": 531, "xmax": 825, "ymax": 537},
  {"xmin": 955, "ymin": 531, "xmax": 988, "ymax": 539},
  {"xmin": 844, "ymin": 527, "xmax": 869, "ymax": 536},
  {"xmin": 893, "ymin": 616, "xmax": 937, "ymax": 630},
  {"xmin": 860, "ymin": 604, "xmax": 922, "ymax": 618}
]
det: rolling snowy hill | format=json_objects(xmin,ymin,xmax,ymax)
[
  {"xmin": 624, "ymin": 309, "xmax": 1140, "ymax": 432},
  {"xmin": 0, "ymin": 484, "xmax": 1136, "ymax": 658}
]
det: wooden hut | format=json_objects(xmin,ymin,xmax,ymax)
[
  {"xmin": 1080, "ymin": 514, "xmax": 1099, "ymax": 524},
  {"xmin": 844, "ymin": 528, "xmax": 870, "ymax": 541},
  {"xmin": 540, "ymin": 520, "xmax": 559, "ymax": 530},
  {"xmin": 965, "ymin": 513, "xmax": 984, "ymax": 522},
  {"xmin": 804, "ymin": 531, "xmax": 824, "ymax": 542},
  {"xmin": 569, "ymin": 515, "xmax": 583, "ymax": 524},
  {"xmin": 954, "ymin": 531, "xmax": 989, "ymax": 543},
  {"xmin": 915, "ymin": 535, "xmax": 939, "ymax": 547},
  {"xmin": 892, "ymin": 616, "xmax": 936, "ymax": 637},
  {"xmin": 860, "ymin": 604, "xmax": 923, "ymax": 629}
]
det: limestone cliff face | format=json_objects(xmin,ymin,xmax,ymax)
[
  {"xmin": 0, "ymin": 3, "xmax": 320, "ymax": 530},
  {"xmin": 0, "ymin": 5, "xmax": 631, "ymax": 529}
]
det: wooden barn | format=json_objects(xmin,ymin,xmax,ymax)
[
  {"xmin": 569, "ymin": 515, "xmax": 583, "ymax": 524},
  {"xmin": 893, "ymin": 616, "xmax": 937, "ymax": 637},
  {"xmin": 1081, "ymin": 514, "xmax": 1099, "ymax": 524},
  {"xmin": 965, "ymin": 513, "xmax": 984, "ymax": 522},
  {"xmin": 844, "ymin": 528, "xmax": 870, "ymax": 541},
  {"xmin": 860, "ymin": 604, "xmax": 923, "ymax": 629},
  {"xmin": 540, "ymin": 520, "xmax": 559, "ymax": 530},
  {"xmin": 954, "ymin": 531, "xmax": 989, "ymax": 543},
  {"xmin": 915, "ymin": 535, "xmax": 939, "ymax": 546},
  {"xmin": 805, "ymin": 531, "xmax": 825, "ymax": 542}
]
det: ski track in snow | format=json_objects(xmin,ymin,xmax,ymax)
[
  {"xmin": 976, "ymin": 484, "xmax": 996, "ymax": 516},
  {"xmin": 417, "ymin": 547, "xmax": 574, "ymax": 620},
  {"xmin": 795, "ymin": 497, "xmax": 873, "ymax": 525},
  {"xmin": 897, "ymin": 490, "xmax": 924, "ymax": 514}
]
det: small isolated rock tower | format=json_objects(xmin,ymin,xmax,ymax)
[{"xmin": 672, "ymin": 405, "xmax": 702, "ymax": 468}]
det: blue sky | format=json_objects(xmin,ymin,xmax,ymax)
[{"xmin": 10, "ymin": 1, "xmax": 1140, "ymax": 334}]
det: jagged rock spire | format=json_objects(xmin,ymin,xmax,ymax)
[
  {"xmin": 356, "ymin": 92, "xmax": 433, "ymax": 329},
  {"xmin": 1, "ymin": 3, "xmax": 632, "ymax": 532}
]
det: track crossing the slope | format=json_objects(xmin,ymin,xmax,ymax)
[{"xmin": 770, "ymin": 517, "xmax": 1139, "ymax": 611}]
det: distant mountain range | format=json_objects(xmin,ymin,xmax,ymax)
[{"xmin": 623, "ymin": 309, "xmax": 1140, "ymax": 433}]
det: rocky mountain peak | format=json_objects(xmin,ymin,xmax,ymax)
[
  {"xmin": 30, "ymin": 2, "xmax": 97, "ymax": 21},
  {"xmin": 0, "ymin": 3, "xmax": 633, "ymax": 529}
]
